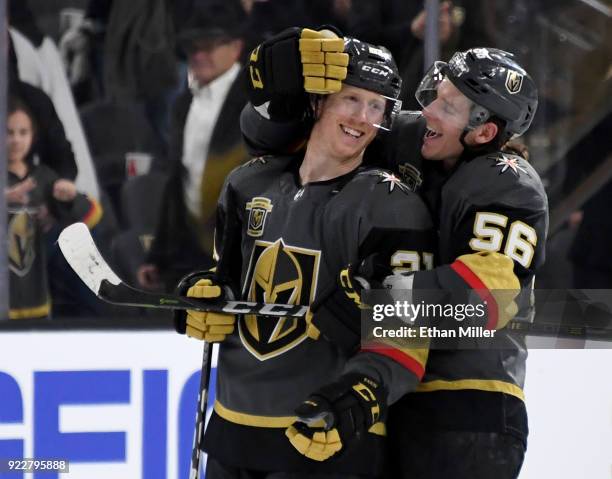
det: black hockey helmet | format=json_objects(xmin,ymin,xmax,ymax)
[
  {"xmin": 343, "ymin": 37, "xmax": 402, "ymax": 99},
  {"xmin": 339, "ymin": 37, "xmax": 402, "ymax": 130},
  {"xmin": 416, "ymin": 48, "xmax": 538, "ymax": 138}
]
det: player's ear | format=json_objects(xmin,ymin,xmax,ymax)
[
  {"xmin": 472, "ymin": 121, "xmax": 499, "ymax": 144},
  {"xmin": 310, "ymin": 94, "xmax": 326, "ymax": 121}
]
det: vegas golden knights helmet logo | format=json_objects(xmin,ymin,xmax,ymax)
[
  {"xmin": 8, "ymin": 210, "xmax": 36, "ymax": 277},
  {"xmin": 240, "ymin": 239, "xmax": 320, "ymax": 360},
  {"xmin": 505, "ymin": 70, "xmax": 523, "ymax": 94}
]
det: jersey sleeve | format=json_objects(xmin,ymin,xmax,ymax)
[
  {"xmin": 415, "ymin": 153, "xmax": 549, "ymax": 329},
  {"xmin": 351, "ymin": 172, "xmax": 436, "ymax": 402},
  {"xmin": 212, "ymin": 174, "xmax": 245, "ymax": 291},
  {"xmin": 239, "ymin": 102, "xmax": 310, "ymax": 157}
]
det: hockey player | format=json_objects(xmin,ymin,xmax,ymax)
[
  {"xmin": 174, "ymin": 35, "xmax": 437, "ymax": 478},
  {"xmin": 379, "ymin": 48, "xmax": 548, "ymax": 479},
  {"xmin": 239, "ymin": 31, "xmax": 548, "ymax": 479}
]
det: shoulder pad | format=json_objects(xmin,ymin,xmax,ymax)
[
  {"xmin": 236, "ymin": 156, "xmax": 273, "ymax": 170},
  {"xmin": 227, "ymin": 154, "xmax": 293, "ymax": 191},
  {"xmin": 460, "ymin": 151, "xmax": 539, "ymax": 186},
  {"xmin": 484, "ymin": 152, "xmax": 531, "ymax": 177},
  {"xmin": 449, "ymin": 151, "xmax": 547, "ymax": 211}
]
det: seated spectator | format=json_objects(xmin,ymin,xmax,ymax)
[
  {"xmin": 137, "ymin": 0, "xmax": 250, "ymax": 291},
  {"xmin": 6, "ymin": 97, "xmax": 103, "ymax": 320}
]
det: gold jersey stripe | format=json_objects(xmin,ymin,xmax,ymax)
[
  {"xmin": 416, "ymin": 379, "xmax": 525, "ymax": 401},
  {"xmin": 213, "ymin": 400, "xmax": 386, "ymax": 435},
  {"xmin": 214, "ymin": 400, "xmax": 303, "ymax": 428},
  {"xmin": 9, "ymin": 301, "xmax": 51, "ymax": 319}
]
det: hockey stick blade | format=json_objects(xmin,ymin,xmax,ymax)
[{"xmin": 58, "ymin": 223, "xmax": 309, "ymax": 318}]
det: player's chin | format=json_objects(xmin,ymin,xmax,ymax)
[{"xmin": 420, "ymin": 142, "xmax": 436, "ymax": 160}]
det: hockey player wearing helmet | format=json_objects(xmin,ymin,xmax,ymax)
[
  {"xmin": 175, "ymin": 30, "xmax": 437, "ymax": 478},
  {"xmin": 379, "ymin": 47, "xmax": 547, "ymax": 479},
  {"xmin": 239, "ymin": 39, "xmax": 548, "ymax": 479},
  {"xmin": 415, "ymin": 48, "xmax": 538, "ymax": 165}
]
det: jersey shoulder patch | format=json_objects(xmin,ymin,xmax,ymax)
[
  {"xmin": 447, "ymin": 151, "xmax": 547, "ymax": 211},
  {"xmin": 489, "ymin": 152, "xmax": 530, "ymax": 177},
  {"xmin": 355, "ymin": 168, "xmax": 415, "ymax": 195}
]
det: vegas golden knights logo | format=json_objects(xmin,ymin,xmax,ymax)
[
  {"xmin": 505, "ymin": 71, "xmax": 523, "ymax": 94},
  {"xmin": 240, "ymin": 239, "xmax": 320, "ymax": 360},
  {"xmin": 8, "ymin": 210, "xmax": 36, "ymax": 277},
  {"xmin": 246, "ymin": 197, "xmax": 273, "ymax": 237}
]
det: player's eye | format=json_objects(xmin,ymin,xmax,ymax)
[{"xmin": 369, "ymin": 100, "xmax": 385, "ymax": 113}]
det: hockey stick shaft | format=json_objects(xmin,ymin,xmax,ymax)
[
  {"xmin": 190, "ymin": 342, "xmax": 213, "ymax": 479},
  {"xmin": 98, "ymin": 279, "xmax": 309, "ymax": 318}
]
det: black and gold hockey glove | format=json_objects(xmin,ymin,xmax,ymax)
[
  {"xmin": 286, "ymin": 373, "xmax": 387, "ymax": 461},
  {"xmin": 174, "ymin": 271, "xmax": 236, "ymax": 342},
  {"xmin": 246, "ymin": 27, "xmax": 348, "ymax": 109},
  {"xmin": 308, "ymin": 254, "xmax": 389, "ymax": 353}
]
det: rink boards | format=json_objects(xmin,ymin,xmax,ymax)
[{"xmin": 0, "ymin": 331, "xmax": 610, "ymax": 479}]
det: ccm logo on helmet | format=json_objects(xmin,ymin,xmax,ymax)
[{"xmin": 362, "ymin": 65, "xmax": 390, "ymax": 77}]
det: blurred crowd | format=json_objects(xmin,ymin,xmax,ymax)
[{"xmin": 5, "ymin": 0, "xmax": 612, "ymax": 319}]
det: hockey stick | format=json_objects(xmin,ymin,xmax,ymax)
[
  {"xmin": 190, "ymin": 342, "xmax": 212, "ymax": 479},
  {"xmin": 57, "ymin": 223, "xmax": 309, "ymax": 318},
  {"xmin": 58, "ymin": 223, "xmax": 311, "ymax": 478}
]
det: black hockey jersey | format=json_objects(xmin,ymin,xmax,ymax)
[
  {"xmin": 203, "ymin": 155, "xmax": 435, "ymax": 474},
  {"xmin": 415, "ymin": 152, "xmax": 548, "ymax": 394},
  {"xmin": 239, "ymin": 104, "xmax": 549, "ymax": 444},
  {"xmin": 7, "ymin": 165, "xmax": 102, "ymax": 319},
  {"xmin": 393, "ymin": 143, "xmax": 548, "ymax": 447}
]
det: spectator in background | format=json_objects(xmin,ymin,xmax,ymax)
[
  {"xmin": 6, "ymin": 97, "xmax": 103, "ymax": 320},
  {"xmin": 60, "ymin": 0, "xmax": 195, "ymax": 105},
  {"xmin": 346, "ymin": 0, "xmax": 492, "ymax": 109},
  {"xmin": 9, "ymin": 0, "xmax": 100, "ymax": 200},
  {"xmin": 137, "ymin": 0, "xmax": 250, "ymax": 291},
  {"xmin": 102, "ymin": 0, "xmax": 195, "ymax": 154},
  {"xmin": 9, "ymin": 38, "xmax": 77, "ymax": 181},
  {"xmin": 241, "ymin": 0, "xmax": 355, "ymax": 59}
]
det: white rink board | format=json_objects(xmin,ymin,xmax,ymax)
[
  {"xmin": 0, "ymin": 331, "xmax": 211, "ymax": 479},
  {"xmin": 0, "ymin": 331, "xmax": 610, "ymax": 479},
  {"xmin": 521, "ymin": 348, "xmax": 612, "ymax": 479}
]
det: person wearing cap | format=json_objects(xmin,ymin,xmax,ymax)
[
  {"xmin": 172, "ymin": 31, "xmax": 437, "ymax": 478},
  {"xmin": 137, "ymin": 0, "xmax": 251, "ymax": 292},
  {"xmin": 238, "ymin": 38, "xmax": 548, "ymax": 478}
]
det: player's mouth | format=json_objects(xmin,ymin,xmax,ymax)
[
  {"xmin": 341, "ymin": 124, "xmax": 365, "ymax": 139},
  {"xmin": 424, "ymin": 126, "xmax": 442, "ymax": 140}
]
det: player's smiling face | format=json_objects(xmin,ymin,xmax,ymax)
[
  {"xmin": 421, "ymin": 78, "xmax": 472, "ymax": 162},
  {"xmin": 313, "ymin": 85, "xmax": 382, "ymax": 161}
]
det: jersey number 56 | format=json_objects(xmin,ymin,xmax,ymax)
[{"xmin": 469, "ymin": 212, "xmax": 537, "ymax": 268}]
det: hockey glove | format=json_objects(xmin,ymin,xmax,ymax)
[
  {"xmin": 383, "ymin": 252, "xmax": 520, "ymax": 330},
  {"xmin": 286, "ymin": 373, "xmax": 386, "ymax": 461},
  {"xmin": 174, "ymin": 271, "xmax": 236, "ymax": 342},
  {"xmin": 449, "ymin": 252, "xmax": 519, "ymax": 329},
  {"xmin": 247, "ymin": 27, "xmax": 348, "ymax": 108},
  {"xmin": 309, "ymin": 255, "xmax": 388, "ymax": 353}
]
